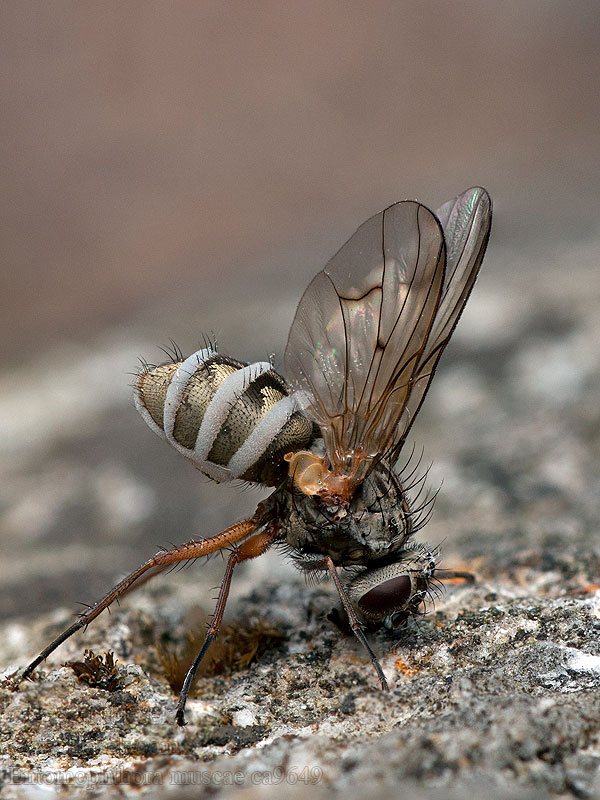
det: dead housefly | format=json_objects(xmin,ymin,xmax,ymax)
[{"xmin": 21, "ymin": 187, "xmax": 492, "ymax": 725}]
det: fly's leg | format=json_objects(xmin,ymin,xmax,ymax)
[
  {"xmin": 21, "ymin": 499, "xmax": 276, "ymax": 682},
  {"xmin": 176, "ymin": 523, "xmax": 279, "ymax": 726},
  {"xmin": 320, "ymin": 556, "xmax": 389, "ymax": 692},
  {"xmin": 434, "ymin": 569, "xmax": 475, "ymax": 583}
]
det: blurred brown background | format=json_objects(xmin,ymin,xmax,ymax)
[
  {"xmin": 1, "ymin": 1, "xmax": 599, "ymax": 623},
  {"xmin": 3, "ymin": 0, "xmax": 599, "ymax": 365}
]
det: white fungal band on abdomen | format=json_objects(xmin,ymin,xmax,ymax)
[
  {"xmin": 227, "ymin": 394, "xmax": 298, "ymax": 478},
  {"xmin": 193, "ymin": 361, "xmax": 272, "ymax": 461},
  {"xmin": 134, "ymin": 347, "xmax": 231, "ymax": 481},
  {"xmin": 133, "ymin": 391, "xmax": 168, "ymax": 441},
  {"xmin": 135, "ymin": 346, "xmax": 314, "ymax": 486},
  {"xmin": 163, "ymin": 348, "xmax": 216, "ymax": 440}
]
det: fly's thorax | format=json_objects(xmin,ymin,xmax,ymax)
[
  {"xmin": 135, "ymin": 347, "xmax": 314, "ymax": 486},
  {"xmin": 281, "ymin": 445, "xmax": 411, "ymax": 564}
]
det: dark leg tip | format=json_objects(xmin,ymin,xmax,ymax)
[{"xmin": 20, "ymin": 663, "xmax": 39, "ymax": 684}]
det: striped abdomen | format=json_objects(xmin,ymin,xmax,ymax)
[{"xmin": 134, "ymin": 347, "xmax": 315, "ymax": 486}]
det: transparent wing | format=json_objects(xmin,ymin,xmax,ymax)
[
  {"xmin": 284, "ymin": 200, "xmax": 446, "ymax": 481},
  {"xmin": 392, "ymin": 187, "xmax": 492, "ymax": 454}
]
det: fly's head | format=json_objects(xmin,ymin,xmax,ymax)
[{"xmin": 345, "ymin": 543, "xmax": 439, "ymax": 628}]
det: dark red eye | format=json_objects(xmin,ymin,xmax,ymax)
[{"xmin": 357, "ymin": 574, "xmax": 412, "ymax": 618}]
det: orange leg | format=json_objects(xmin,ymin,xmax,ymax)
[
  {"xmin": 22, "ymin": 499, "xmax": 276, "ymax": 682},
  {"xmin": 176, "ymin": 524, "xmax": 278, "ymax": 726}
]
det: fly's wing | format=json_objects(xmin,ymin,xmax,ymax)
[
  {"xmin": 391, "ymin": 187, "xmax": 492, "ymax": 455},
  {"xmin": 284, "ymin": 200, "xmax": 446, "ymax": 481}
]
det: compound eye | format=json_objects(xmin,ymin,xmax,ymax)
[{"xmin": 357, "ymin": 574, "xmax": 412, "ymax": 619}]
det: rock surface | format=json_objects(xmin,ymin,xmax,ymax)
[{"xmin": 2, "ymin": 561, "xmax": 600, "ymax": 799}]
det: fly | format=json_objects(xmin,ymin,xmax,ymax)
[{"xmin": 21, "ymin": 187, "xmax": 492, "ymax": 725}]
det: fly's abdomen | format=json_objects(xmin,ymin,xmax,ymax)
[{"xmin": 134, "ymin": 347, "xmax": 314, "ymax": 486}]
